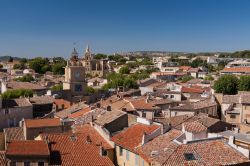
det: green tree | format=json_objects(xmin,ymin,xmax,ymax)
[
  {"xmin": 123, "ymin": 78, "xmax": 138, "ymax": 89},
  {"xmin": 238, "ymin": 76, "xmax": 250, "ymax": 91},
  {"xmin": 51, "ymin": 84, "xmax": 63, "ymax": 91},
  {"xmin": 214, "ymin": 75, "xmax": 239, "ymax": 95},
  {"xmin": 119, "ymin": 66, "xmax": 130, "ymax": 74},
  {"xmin": 1, "ymin": 89, "xmax": 33, "ymax": 99},
  {"xmin": 13, "ymin": 63, "xmax": 25, "ymax": 70},
  {"xmin": 52, "ymin": 63, "xmax": 65, "ymax": 75},
  {"xmin": 14, "ymin": 74, "xmax": 34, "ymax": 82},
  {"xmin": 180, "ymin": 75, "xmax": 194, "ymax": 83},
  {"xmin": 204, "ymin": 75, "xmax": 214, "ymax": 81},
  {"xmin": 8, "ymin": 56, "xmax": 13, "ymax": 62},
  {"xmin": 94, "ymin": 54, "xmax": 107, "ymax": 59},
  {"xmin": 87, "ymin": 86, "xmax": 96, "ymax": 94},
  {"xmin": 29, "ymin": 57, "xmax": 50, "ymax": 74}
]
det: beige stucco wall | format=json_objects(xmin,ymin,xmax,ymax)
[{"xmin": 115, "ymin": 146, "xmax": 149, "ymax": 166}]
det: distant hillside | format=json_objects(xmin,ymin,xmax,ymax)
[{"xmin": 0, "ymin": 56, "xmax": 23, "ymax": 61}]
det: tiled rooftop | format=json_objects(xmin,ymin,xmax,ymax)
[
  {"xmin": 41, "ymin": 124, "xmax": 114, "ymax": 166},
  {"xmin": 24, "ymin": 118, "xmax": 61, "ymax": 128},
  {"xmin": 163, "ymin": 139, "xmax": 250, "ymax": 166},
  {"xmin": 3, "ymin": 127, "xmax": 24, "ymax": 143},
  {"xmin": 111, "ymin": 123, "xmax": 160, "ymax": 153},
  {"xmin": 183, "ymin": 121, "xmax": 207, "ymax": 133},
  {"xmin": 6, "ymin": 140, "xmax": 50, "ymax": 156}
]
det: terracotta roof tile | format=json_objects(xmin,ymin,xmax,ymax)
[
  {"xmin": 41, "ymin": 124, "xmax": 114, "ymax": 166},
  {"xmin": 53, "ymin": 99, "xmax": 71, "ymax": 109},
  {"xmin": 183, "ymin": 121, "xmax": 207, "ymax": 133},
  {"xmin": 0, "ymin": 151, "xmax": 6, "ymax": 166},
  {"xmin": 24, "ymin": 118, "xmax": 61, "ymax": 128},
  {"xmin": 3, "ymin": 127, "xmax": 24, "ymax": 143},
  {"xmin": 129, "ymin": 98, "xmax": 159, "ymax": 110},
  {"xmin": 181, "ymin": 86, "xmax": 204, "ymax": 94},
  {"xmin": 111, "ymin": 123, "xmax": 160, "ymax": 153},
  {"xmin": 6, "ymin": 140, "xmax": 50, "ymax": 156},
  {"xmin": 163, "ymin": 139, "xmax": 250, "ymax": 166},
  {"xmin": 68, "ymin": 107, "xmax": 91, "ymax": 119},
  {"xmin": 221, "ymin": 67, "xmax": 250, "ymax": 73}
]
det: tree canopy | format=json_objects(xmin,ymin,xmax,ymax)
[
  {"xmin": 238, "ymin": 76, "xmax": 250, "ymax": 91},
  {"xmin": 1, "ymin": 89, "xmax": 33, "ymax": 99},
  {"xmin": 214, "ymin": 75, "xmax": 239, "ymax": 95},
  {"xmin": 14, "ymin": 74, "xmax": 34, "ymax": 82}
]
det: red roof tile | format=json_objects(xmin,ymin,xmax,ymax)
[
  {"xmin": 221, "ymin": 67, "xmax": 250, "ymax": 73},
  {"xmin": 53, "ymin": 99, "xmax": 71, "ymax": 109},
  {"xmin": 25, "ymin": 118, "xmax": 61, "ymax": 128},
  {"xmin": 41, "ymin": 124, "xmax": 114, "ymax": 166},
  {"xmin": 111, "ymin": 123, "xmax": 160, "ymax": 153},
  {"xmin": 183, "ymin": 121, "xmax": 207, "ymax": 133},
  {"xmin": 6, "ymin": 140, "xmax": 50, "ymax": 156},
  {"xmin": 181, "ymin": 86, "xmax": 204, "ymax": 94},
  {"xmin": 68, "ymin": 107, "xmax": 91, "ymax": 119},
  {"xmin": 129, "ymin": 98, "xmax": 159, "ymax": 110},
  {"xmin": 163, "ymin": 139, "xmax": 250, "ymax": 165}
]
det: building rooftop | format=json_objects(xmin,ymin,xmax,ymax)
[
  {"xmin": 24, "ymin": 118, "xmax": 61, "ymax": 128},
  {"xmin": 94, "ymin": 110, "xmax": 127, "ymax": 126},
  {"xmin": 3, "ymin": 127, "xmax": 24, "ymax": 143},
  {"xmin": 40, "ymin": 125, "xmax": 114, "ymax": 166},
  {"xmin": 219, "ymin": 130, "xmax": 250, "ymax": 144},
  {"xmin": 7, "ymin": 81, "xmax": 46, "ymax": 90},
  {"xmin": 221, "ymin": 67, "xmax": 250, "ymax": 73},
  {"xmin": 29, "ymin": 96, "xmax": 54, "ymax": 105},
  {"xmin": 111, "ymin": 123, "xmax": 160, "ymax": 153},
  {"xmin": 6, "ymin": 140, "xmax": 50, "ymax": 156},
  {"xmin": 68, "ymin": 107, "xmax": 91, "ymax": 119},
  {"xmin": 138, "ymin": 129, "xmax": 182, "ymax": 165},
  {"xmin": 2, "ymin": 98, "xmax": 32, "ymax": 108},
  {"xmin": 183, "ymin": 121, "xmax": 207, "ymax": 133},
  {"xmin": 0, "ymin": 151, "xmax": 6, "ymax": 166},
  {"xmin": 163, "ymin": 139, "xmax": 249, "ymax": 166}
]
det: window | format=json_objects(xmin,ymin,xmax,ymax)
[
  {"xmin": 142, "ymin": 111, "xmax": 146, "ymax": 118},
  {"xmin": 38, "ymin": 162, "xmax": 44, "ymax": 166},
  {"xmin": 74, "ymin": 84, "xmax": 82, "ymax": 92},
  {"xmin": 184, "ymin": 153, "xmax": 196, "ymax": 161},
  {"xmin": 126, "ymin": 150, "xmax": 130, "ymax": 161},
  {"xmin": 119, "ymin": 147, "xmax": 123, "ymax": 156},
  {"xmin": 24, "ymin": 161, "xmax": 30, "ymax": 166},
  {"xmin": 170, "ymin": 95, "xmax": 174, "ymax": 99},
  {"xmin": 8, "ymin": 118, "xmax": 16, "ymax": 127},
  {"xmin": 135, "ymin": 154, "xmax": 139, "ymax": 166},
  {"xmin": 230, "ymin": 114, "xmax": 236, "ymax": 119},
  {"xmin": 4, "ymin": 108, "xmax": 9, "ymax": 115},
  {"xmin": 10, "ymin": 161, "xmax": 16, "ymax": 166}
]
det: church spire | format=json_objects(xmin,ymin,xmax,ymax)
[
  {"xmin": 71, "ymin": 47, "xmax": 78, "ymax": 61},
  {"xmin": 85, "ymin": 44, "xmax": 90, "ymax": 53}
]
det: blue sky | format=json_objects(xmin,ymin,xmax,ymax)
[{"xmin": 1, "ymin": 0, "xmax": 250, "ymax": 58}]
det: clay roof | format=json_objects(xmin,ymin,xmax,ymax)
[
  {"xmin": 138, "ymin": 129, "xmax": 182, "ymax": 165},
  {"xmin": 221, "ymin": 67, "xmax": 250, "ymax": 73},
  {"xmin": 100, "ymin": 96, "xmax": 134, "ymax": 112},
  {"xmin": 94, "ymin": 110, "xmax": 126, "ymax": 126},
  {"xmin": 188, "ymin": 68, "xmax": 199, "ymax": 73},
  {"xmin": 181, "ymin": 86, "xmax": 204, "ymax": 94},
  {"xmin": 7, "ymin": 81, "xmax": 46, "ymax": 90},
  {"xmin": 68, "ymin": 107, "xmax": 91, "ymax": 119},
  {"xmin": 223, "ymin": 94, "xmax": 250, "ymax": 104},
  {"xmin": 6, "ymin": 140, "xmax": 50, "ymax": 156},
  {"xmin": 111, "ymin": 123, "xmax": 160, "ymax": 153},
  {"xmin": 3, "ymin": 127, "xmax": 24, "ymax": 143},
  {"xmin": 24, "ymin": 118, "xmax": 61, "ymax": 128},
  {"xmin": 2, "ymin": 98, "xmax": 32, "ymax": 108},
  {"xmin": 183, "ymin": 121, "xmax": 207, "ymax": 133},
  {"xmin": 129, "ymin": 98, "xmax": 159, "ymax": 110},
  {"xmin": 163, "ymin": 139, "xmax": 250, "ymax": 166},
  {"xmin": 179, "ymin": 66, "xmax": 192, "ymax": 71},
  {"xmin": 0, "ymin": 151, "xmax": 6, "ymax": 166},
  {"xmin": 29, "ymin": 96, "xmax": 54, "ymax": 105},
  {"xmin": 53, "ymin": 99, "xmax": 71, "ymax": 109},
  {"xmin": 41, "ymin": 125, "xmax": 114, "ymax": 166}
]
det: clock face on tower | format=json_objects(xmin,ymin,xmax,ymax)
[{"xmin": 75, "ymin": 72, "xmax": 80, "ymax": 78}]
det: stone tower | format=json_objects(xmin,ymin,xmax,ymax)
[{"xmin": 63, "ymin": 48, "xmax": 86, "ymax": 96}]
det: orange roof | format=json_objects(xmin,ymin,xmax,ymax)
[
  {"xmin": 54, "ymin": 99, "xmax": 71, "ymax": 109},
  {"xmin": 41, "ymin": 124, "xmax": 114, "ymax": 166},
  {"xmin": 222, "ymin": 67, "xmax": 250, "ymax": 73},
  {"xmin": 68, "ymin": 107, "xmax": 91, "ymax": 119},
  {"xmin": 111, "ymin": 123, "xmax": 160, "ymax": 153},
  {"xmin": 25, "ymin": 118, "xmax": 61, "ymax": 128},
  {"xmin": 6, "ymin": 140, "xmax": 50, "ymax": 156},
  {"xmin": 181, "ymin": 86, "xmax": 204, "ymax": 94},
  {"xmin": 183, "ymin": 121, "xmax": 207, "ymax": 133},
  {"xmin": 151, "ymin": 72, "xmax": 187, "ymax": 76},
  {"xmin": 130, "ymin": 98, "xmax": 158, "ymax": 110},
  {"xmin": 179, "ymin": 66, "xmax": 192, "ymax": 71}
]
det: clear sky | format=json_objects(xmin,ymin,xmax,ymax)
[{"xmin": 1, "ymin": 0, "xmax": 250, "ymax": 58}]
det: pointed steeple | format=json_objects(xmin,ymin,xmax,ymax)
[
  {"xmin": 85, "ymin": 44, "xmax": 90, "ymax": 53},
  {"xmin": 71, "ymin": 47, "xmax": 78, "ymax": 61}
]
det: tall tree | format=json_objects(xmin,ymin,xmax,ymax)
[{"xmin": 214, "ymin": 75, "xmax": 239, "ymax": 95}]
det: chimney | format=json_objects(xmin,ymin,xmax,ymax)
[
  {"xmin": 86, "ymin": 135, "xmax": 92, "ymax": 144},
  {"xmin": 107, "ymin": 105, "xmax": 111, "ymax": 111}
]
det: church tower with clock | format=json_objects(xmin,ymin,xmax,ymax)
[{"xmin": 63, "ymin": 48, "xmax": 87, "ymax": 96}]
